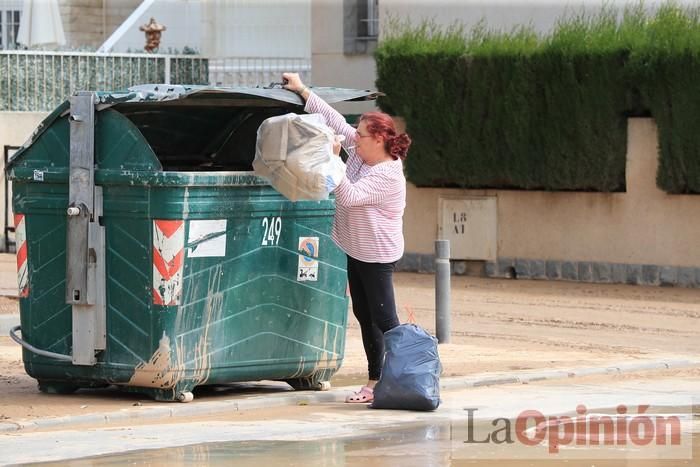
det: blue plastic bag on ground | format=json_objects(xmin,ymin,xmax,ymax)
[{"xmin": 371, "ymin": 323, "xmax": 441, "ymax": 411}]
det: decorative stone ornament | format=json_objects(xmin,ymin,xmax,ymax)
[{"xmin": 140, "ymin": 17, "xmax": 167, "ymax": 53}]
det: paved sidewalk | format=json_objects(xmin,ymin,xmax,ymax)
[
  {"xmin": 1, "ymin": 358, "xmax": 697, "ymax": 433},
  {"xmin": 3, "ymin": 372, "xmax": 698, "ymax": 465}
]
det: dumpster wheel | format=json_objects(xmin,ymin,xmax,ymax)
[
  {"xmin": 176, "ymin": 391, "xmax": 194, "ymax": 403},
  {"xmin": 285, "ymin": 378, "xmax": 332, "ymax": 391},
  {"xmin": 38, "ymin": 380, "xmax": 80, "ymax": 395}
]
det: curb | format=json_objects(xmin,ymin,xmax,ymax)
[
  {"xmin": 0, "ymin": 358, "xmax": 697, "ymax": 433},
  {"xmin": 0, "ymin": 290, "xmax": 18, "ymax": 299},
  {"xmin": 440, "ymin": 359, "xmax": 699, "ymax": 390}
]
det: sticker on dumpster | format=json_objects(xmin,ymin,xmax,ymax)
[
  {"xmin": 297, "ymin": 237, "xmax": 319, "ymax": 282},
  {"xmin": 153, "ymin": 220, "xmax": 185, "ymax": 306},
  {"xmin": 32, "ymin": 170, "xmax": 44, "ymax": 182},
  {"xmin": 187, "ymin": 220, "xmax": 227, "ymax": 257},
  {"xmin": 14, "ymin": 214, "xmax": 29, "ymax": 297}
]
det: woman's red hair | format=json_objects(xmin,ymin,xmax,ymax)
[{"xmin": 359, "ymin": 112, "xmax": 412, "ymax": 160}]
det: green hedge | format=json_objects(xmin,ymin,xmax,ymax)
[
  {"xmin": 627, "ymin": 6, "xmax": 700, "ymax": 193},
  {"xmin": 376, "ymin": 5, "xmax": 700, "ymax": 193}
]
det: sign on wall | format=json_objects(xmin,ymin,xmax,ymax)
[{"xmin": 438, "ymin": 197, "xmax": 498, "ymax": 260}]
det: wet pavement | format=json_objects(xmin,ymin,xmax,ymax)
[
  {"xmin": 5, "ymin": 373, "xmax": 698, "ymax": 466},
  {"xmin": 27, "ymin": 431, "xmax": 700, "ymax": 467}
]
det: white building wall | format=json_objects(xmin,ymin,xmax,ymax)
[
  {"xmin": 104, "ymin": 0, "xmax": 311, "ymax": 60},
  {"xmin": 202, "ymin": 0, "xmax": 311, "ymax": 58},
  {"xmin": 311, "ymin": 0, "xmax": 376, "ymax": 114},
  {"xmin": 108, "ymin": 0, "xmax": 202, "ymax": 54}
]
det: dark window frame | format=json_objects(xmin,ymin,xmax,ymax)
[
  {"xmin": 343, "ymin": 0, "xmax": 379, "ymax": 55},
  {"xmin": 0, "ymin": 8, "xmax": 21, "ymax": 50}
]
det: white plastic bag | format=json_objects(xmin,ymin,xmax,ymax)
[{"xmin": 253, "ymin": 113, "xmax": 346, "ymax": 201}]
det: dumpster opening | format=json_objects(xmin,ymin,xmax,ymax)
[{"xmin": 114, "ymin": 104, "xmax": 291, "ymax": 171}]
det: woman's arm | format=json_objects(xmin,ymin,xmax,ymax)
[
  {"xmin": 304, "ymin": 93, "xmax": 358, "ymax": 145},
  {"xmin": 282, "ymin": 72, "xmax": 357, "ymax": 149}
]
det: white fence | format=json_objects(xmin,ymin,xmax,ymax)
[
  {"xmin": 208, "ymin": 56, "xmax": 311, "ymax": 87},
  {"xmin": 0, "ymin": 50, "xmax": 208, "ymax": 111},
  {"xmin": 1, "ymin": 51, "xmax": 311, "ymax": 111}
]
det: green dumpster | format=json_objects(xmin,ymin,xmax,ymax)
[{"xmin": 7, "ymin": 84, "xmax": 378, "ymax": 401}]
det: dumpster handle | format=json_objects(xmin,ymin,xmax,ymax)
[{"xmin": 9, "ymin": 326, "xmax": 73, "ymax": 362}]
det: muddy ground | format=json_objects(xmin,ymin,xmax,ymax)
[{"xmin": 0, "ymin": 273, "xmax": 697, "ymax": 422}]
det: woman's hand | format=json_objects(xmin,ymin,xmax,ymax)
[
  {"xmin": 332, "ymin": 135, "xmax": 344, "ymax": 156},
  {"xmin": 282, "ymin": 73, "xmax": 306, "ymax": 95}
]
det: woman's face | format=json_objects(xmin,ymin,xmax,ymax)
[{"xmin": 355, "ymin": 121, "xmax": 382, "ymax": 164}]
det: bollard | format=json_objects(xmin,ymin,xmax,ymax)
[{"xmin": 435, "ymin": 239, "xmax": 451, "ymax": 343}]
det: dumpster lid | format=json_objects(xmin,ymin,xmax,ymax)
[
  {"xmin": 8, "ymin": 84, "xmax": 381, "ymax": 167},
  {"xmin": 96, "ymin": 84, "xmax": 382, "ymax": 107}
]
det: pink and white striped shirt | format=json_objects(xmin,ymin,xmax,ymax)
[{"xmin": 305, "ymin": 92, "xmax": 406, "ymax": 263}]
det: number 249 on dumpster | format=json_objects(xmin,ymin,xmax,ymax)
[{"xmin": 261, "ymin": 217, "xmax": 282, "ymax": 246}]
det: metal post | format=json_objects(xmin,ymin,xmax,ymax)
[
  {"xmin": 435, "ymin": 239, "xmax": 451, "ymax": 343},
  {"xmin": 164, "ymin": 56, "xmax": 171, "ymax": 84},
  {"xmin": 67, "ymin": 92, "xmax": 105, "ymax": 365}
]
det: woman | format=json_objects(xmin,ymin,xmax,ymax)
[{"xmin": 282, "ymin": 72, "xmax": 412, "ymax": 403}]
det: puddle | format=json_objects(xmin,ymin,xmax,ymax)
[{"xmin": 24, "ymin": 421, "xmax": 698, "ymax": 467}]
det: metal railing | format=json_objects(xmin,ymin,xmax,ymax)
[
  {"xmin": 208, "ymin": 56, "xmax": 311, "ymax": 87},
  {"xmin": 0, "ymin": 50, "xmax": 209, "ymax": 111},
  {"xmin": 0, "ymin": 51, "xmax": 312, "ymax": 111}
]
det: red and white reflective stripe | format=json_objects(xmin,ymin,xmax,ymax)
[
  {"xmin": 152, "ymin": 220, "xmax": 185, "ymax": 306},
  {"xmin": 14, "ymin": 214, "xmax": 29, "ymax": 298}
]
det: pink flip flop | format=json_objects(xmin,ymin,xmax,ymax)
[{"xmin": 345, "ymin": 386, "xmax": 374, "ymax": 403}]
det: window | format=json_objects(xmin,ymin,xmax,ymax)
[
  {"xmin": 344, "ymin": 0, "xmax": 379, "ymax": 55},
  {"xmin": 0, "ymin": 0, "xmax": 22, "ymax": 50}
]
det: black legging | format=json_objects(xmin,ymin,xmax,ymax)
[{"xmin": 346, "ymin": 255, "xmax": 400, "ymax": 381}]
